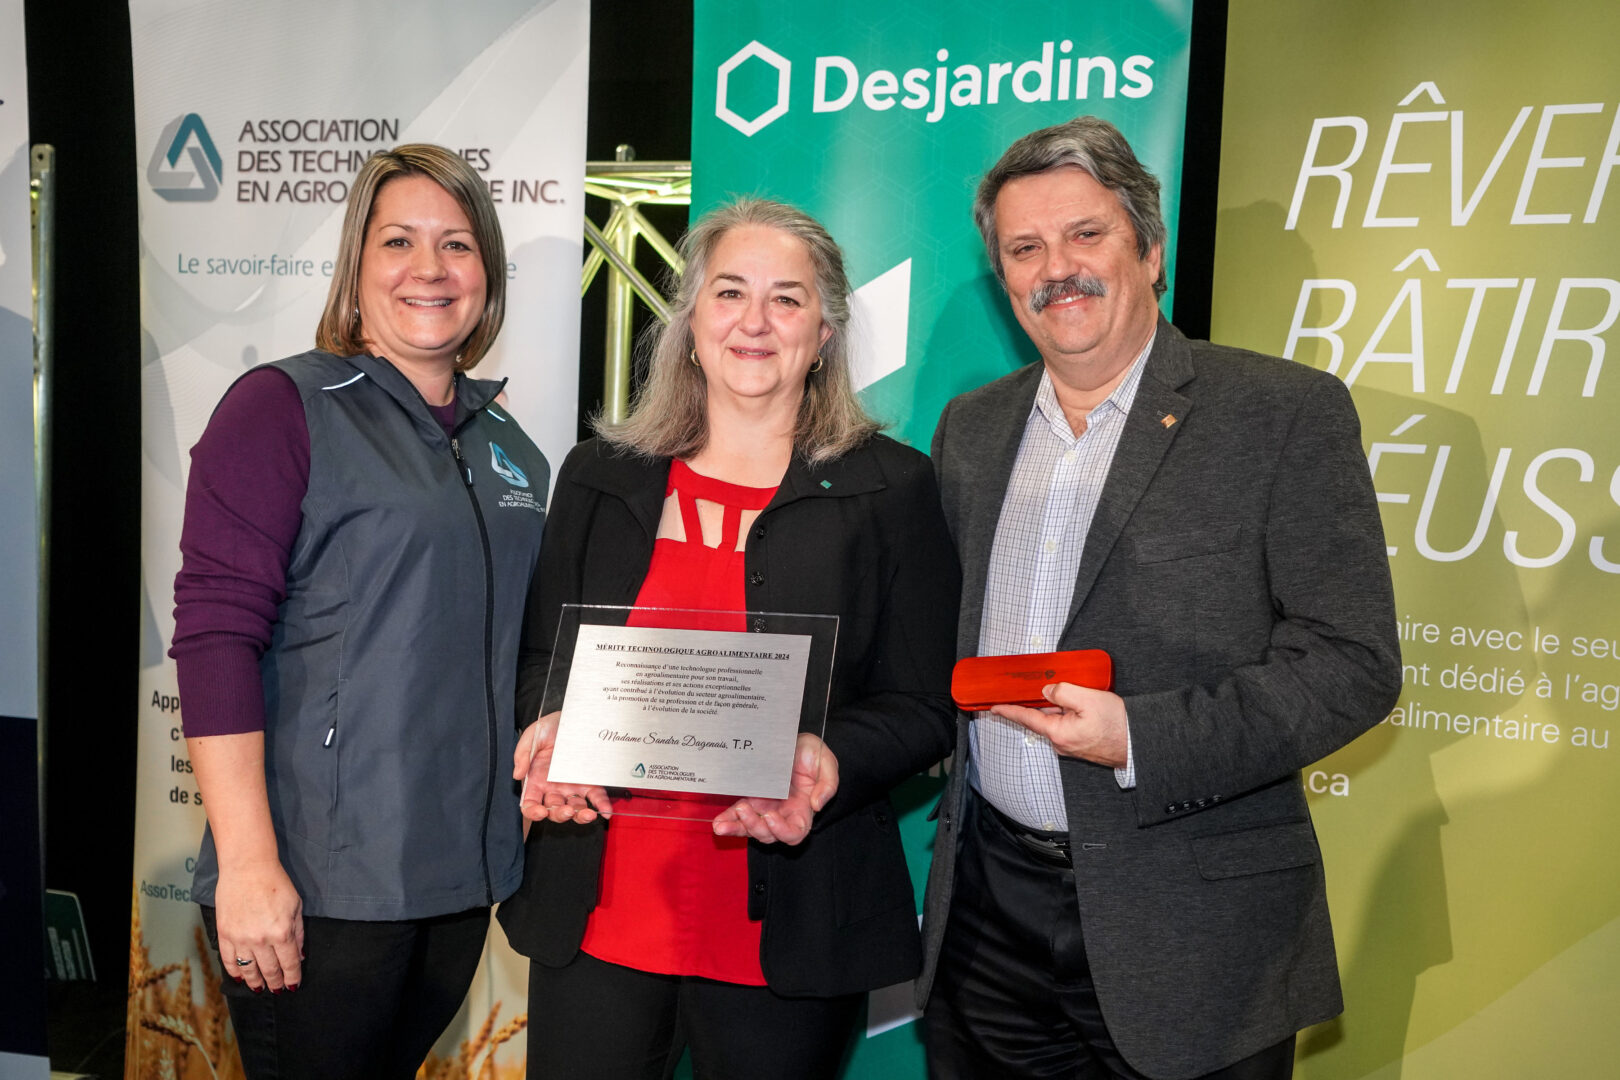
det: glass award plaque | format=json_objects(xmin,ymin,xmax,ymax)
[{"xmin": 525, "ymin": 604, "xmax": 838, "ymax": 821}]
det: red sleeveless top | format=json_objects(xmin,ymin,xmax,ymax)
[{"xmin": 578, "ymin": 459, "xmax": 778, "ymax": 983}]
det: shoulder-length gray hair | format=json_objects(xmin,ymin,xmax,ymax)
[
  {"xmin": 315, "ymin": 143, "xmax": 507, "ymax": 370},
  {"xmin": 596, "ymin": 197, "xmax": 881, "ymax": 465}
]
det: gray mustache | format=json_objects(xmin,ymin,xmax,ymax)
[{"xmin": 1030, "ymin": 275, "xmax": 1107, "ymax": 313}]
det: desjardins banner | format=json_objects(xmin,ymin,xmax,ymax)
[
  {"xmin": 1213, "ymin": 1, "xmax": 1620, "ymax": 1075},
  {"xmin": 692, "ymin": 3, "xmax": 1192, "ymax": 1075},
  {"xmin": 692, "ymin": 0, "xmax": 1192, "ymax": 453}
]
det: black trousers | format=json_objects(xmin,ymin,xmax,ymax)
[
  {"xmin": 526, "ymin": 950, "xmax": 864, "ymax": 1080},
  {"xmin": 200, "ymin": 904, "xmax": 489, "ymax": 1080},
  {"xmin": 924, "ymin": 796, "xmax": 1295, "ymax": 1080}
]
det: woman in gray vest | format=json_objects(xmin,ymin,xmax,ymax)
[
  {"xmin": 499, "ymin": 198, "xmax": 960, "ymax": 1078},
  {"xmin": 170, "ymin": 144, "xmax": 548, "ymax": 1078}
]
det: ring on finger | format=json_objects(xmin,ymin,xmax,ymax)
[{"xmin": 234, "ymin": 957, "xmax": 254, "ymax": 967}]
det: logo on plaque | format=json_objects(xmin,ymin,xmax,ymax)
[{"xmin": 632, "ymin": 763, "xmax": 646, "ymax": 778}]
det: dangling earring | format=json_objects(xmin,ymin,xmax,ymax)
[
  {"xmin": 809, "ymin": 354, "xmax": 825, "ymax": 374},
  {"xmin": 689, "ymin": 349, "xmax": 701, "ymax": 368}
]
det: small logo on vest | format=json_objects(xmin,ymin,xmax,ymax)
[{"xmin": 489, "ymin": 442, "xmax": 530, "ymax": 488}]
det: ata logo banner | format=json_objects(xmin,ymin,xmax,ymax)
[{"xmin": 147, "ymin": 113, "xmax": 223, "ymax": 202}]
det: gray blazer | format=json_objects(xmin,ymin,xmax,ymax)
[{"xmin": 918, "ymin": 321, "xmax": 1401, "ymax": 1079}]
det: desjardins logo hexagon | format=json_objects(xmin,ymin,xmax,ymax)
[
  {"xmin": 711, "ymin": 39, "xmax": 1157, "ymax": 136},
  {"xmin": 148, "ymin": 113, "xmax": 223, "ymax": 202},
  {"xmin": 715, "ymin": 41, "xmax": 791, "ymax": 137}
]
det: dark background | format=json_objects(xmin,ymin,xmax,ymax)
[{"xmin": 22, "ymin": 0, "xmax": 1223, "ymax": 1070}]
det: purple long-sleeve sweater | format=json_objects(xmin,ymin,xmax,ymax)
[{"xmin": 170, "ymin": 365, "xmax": 456, "ymax": 737}]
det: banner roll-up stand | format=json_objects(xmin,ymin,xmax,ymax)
[
  {"xmin": 690, "ymin": 3, "xmax": 1193, "ymax": 1076},
  {"xmin": 127, "ymin": 2, "xmax": 589, "ymax": 1075},
  {"xmin": 0, "ymin": 0, "xmax": 36, "ymax": 727},
  {"xmin": 1212, "ymin": 0, "xmax": 1620, "ymax": 1075},
  {"xmin": 0, "ymin": 0, "xmax": 50, "ymax": 1073}
]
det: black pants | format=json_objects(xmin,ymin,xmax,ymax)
[
  {"xmin": 924, "ymin": 796, "xmax": 1295, "ymax": 1080},
  {"xmin": 526, "ymin": 950, "xmax": 863, "ymax": 1080},
  {"xmin": 200, "ymin": 904, "xmax": 489, "ymax": 1080}
]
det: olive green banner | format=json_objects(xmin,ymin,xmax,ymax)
[{"xmin": 1213, "ymin": 2, "xmax": 1620, "ymax": 1075}]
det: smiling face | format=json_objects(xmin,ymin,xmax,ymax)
[
  {"xmin": 690, "ymin": 224, "xmax": 833, "ymax": 414},
  {"xmin": 356, "ymin": 174, "xmax": 487, "ymax": 371},
  {"xmin": 995, "ymin": 164, "xmax": 1162, "ymax": 391}
]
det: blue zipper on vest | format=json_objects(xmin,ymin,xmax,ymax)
[{"xmin": 451, "ymin": 434, "xmax": 500, "ymax": 907}]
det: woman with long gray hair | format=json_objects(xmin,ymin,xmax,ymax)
[{"xmin": 499, "ymin": 198, "xmax": 959, "ymax": 1078}]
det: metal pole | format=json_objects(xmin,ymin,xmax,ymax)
[
  {"xmin": 626, "ymin": 203, "xmax": 683, "ymax": 277},
  {"xmin": 31, "ymin": 144, "xmax": 56, "ymax": 883},
  {"xmin": 580, "ymin": 243, "xmax": 607, "ymax": 296},
  {"xmin": 581, "ymin": 202, "xmax": 630, "ymax": 296},
  {"xmin": 601, "ymin": 145, "xmax": 638, "ymax": 423},
  {"xmin": 583, "ymin": 219, "xmax": 670, "ymax": 324},
  {"xmin": 581, "ymin": 153, "xmax": 689, "ymax": 422}
]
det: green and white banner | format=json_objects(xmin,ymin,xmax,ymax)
[
  {"xmin": 128, "ymin": 2, "xmax": 589, "ymax": 1076},
  {"xmin": 693, "ymin": 0, "xmax": 1192, "ymax": 454},
  {"xmin": 1213, "ymin": 1, "xmax": 1620, "ymax": 1075},
  {"xmin": 692, "ymin": 2, "xmax": 1192, "ymax": 1074}
]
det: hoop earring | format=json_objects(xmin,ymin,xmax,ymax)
[
  {"xmin": 809, "ymin": 354, "xmax": 825, "ymax": 374},
  {"xmin": 690, "ymin": 349, "xmax": 701, "ymax": 368}
]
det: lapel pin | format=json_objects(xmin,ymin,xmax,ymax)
[
  {"xmin": 820, "ymin": 480, "xmax": 833, "ymax": 489},
  {"xmin": 1161, "ymin": 414, "xmax": 1177, "ymax": 428}
]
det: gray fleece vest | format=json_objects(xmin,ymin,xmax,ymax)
[{"xmin": 193, "ymin": 350, "xmax": 548, "ymax": 920}]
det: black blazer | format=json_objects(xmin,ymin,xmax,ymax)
[{"xmin": 497, "ymin": 434, "xmax": 960, "ymax": 997}]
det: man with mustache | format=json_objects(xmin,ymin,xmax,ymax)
[{"xmin": 918, "ymin": 116, "xmax": 1401, "ymax": 1079}]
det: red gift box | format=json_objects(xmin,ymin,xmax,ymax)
[{"xmin": 951, "ymin": 650, "xmax": 1114, "ymax": 710}]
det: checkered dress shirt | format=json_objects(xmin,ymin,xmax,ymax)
[{"xmin": 969, "ymin": 338, "xmax": 1152, "ymax": 831}]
